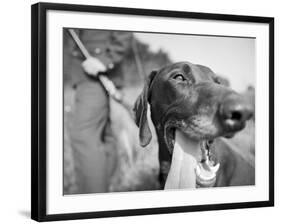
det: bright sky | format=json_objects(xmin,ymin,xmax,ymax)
[{"xmin": 135, "ymin": 32, "xmax": 255, "ymax": 92}]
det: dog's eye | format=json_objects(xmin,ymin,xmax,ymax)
[{"xmin": 173, "ymin": 74, "xmax": 185, "ymax": 81}]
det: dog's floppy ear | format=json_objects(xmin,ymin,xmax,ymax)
[{"xmin": 133, "ymin": 70, "xmax": 157, "ymax": 147}]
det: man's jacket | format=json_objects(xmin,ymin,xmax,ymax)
[{"xmin": 64, "ymin": 29, "xmax": 133, "ymax": 87}]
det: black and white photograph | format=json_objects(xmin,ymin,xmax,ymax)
[
  {"xmin": 63, "ymin": 28, "xmax": 255, "ymax": 194},
  {"xmin": 1, "ymin": 0, "xmax": 280, "ymax": 223},
  {"xmin": 31, "ymin": 3, "xmax": 274, "ymax": 221}
]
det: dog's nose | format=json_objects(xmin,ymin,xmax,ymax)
[{"xmin": 219, "ymin": 94, "xmax": 253, "ymax": 131}]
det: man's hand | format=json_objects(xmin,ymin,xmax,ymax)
[{"xmin": 82, "ymin": 57, "xmax": 106, "ymax": 76}]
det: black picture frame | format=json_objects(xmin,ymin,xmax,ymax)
[{"xmin": 31, "ymin": 2, "xmax": 274, "ymax": 222}]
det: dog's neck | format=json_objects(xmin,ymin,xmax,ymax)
[{"xmin": 164, "ymin": 130, "xmax": 201, "ymax": 189}]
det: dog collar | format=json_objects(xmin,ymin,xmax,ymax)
[{"xmin": 195, "ymin": 140, "xmax": 220, "ymax": 188}]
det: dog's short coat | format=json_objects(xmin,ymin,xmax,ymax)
[{"xmin": 134, "ymin": 62, "xmax": 254, "ymax": 189}]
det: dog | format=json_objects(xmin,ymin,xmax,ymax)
[{"xmin": 134, "ymin": 62, "xmax": 254, "ymax": 189}]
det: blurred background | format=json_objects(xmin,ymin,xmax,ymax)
[
  {"xmin": 63, "ymin": 30, "xmax": 255, "ymax": 194},
  {"xmin": 135, "ymin": 33, "xmax": 255, "ymax": 92}
]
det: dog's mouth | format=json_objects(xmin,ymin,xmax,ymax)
[{"xmin": 166, "ymin": 128, "xmax": 220, "ymax": 188}]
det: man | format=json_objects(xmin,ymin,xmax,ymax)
[{"xmin": 65, "ymin": 29, "xmax": 133, "ymax": 193}]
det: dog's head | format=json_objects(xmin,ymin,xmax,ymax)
[{"xmin": 134, "ymin": 62, "xmax": 253, "ymax": 153}]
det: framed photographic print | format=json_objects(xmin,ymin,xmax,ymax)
[{"xmin": 31, "ymin": 2, "xmax": 274, "ymax": 222}]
